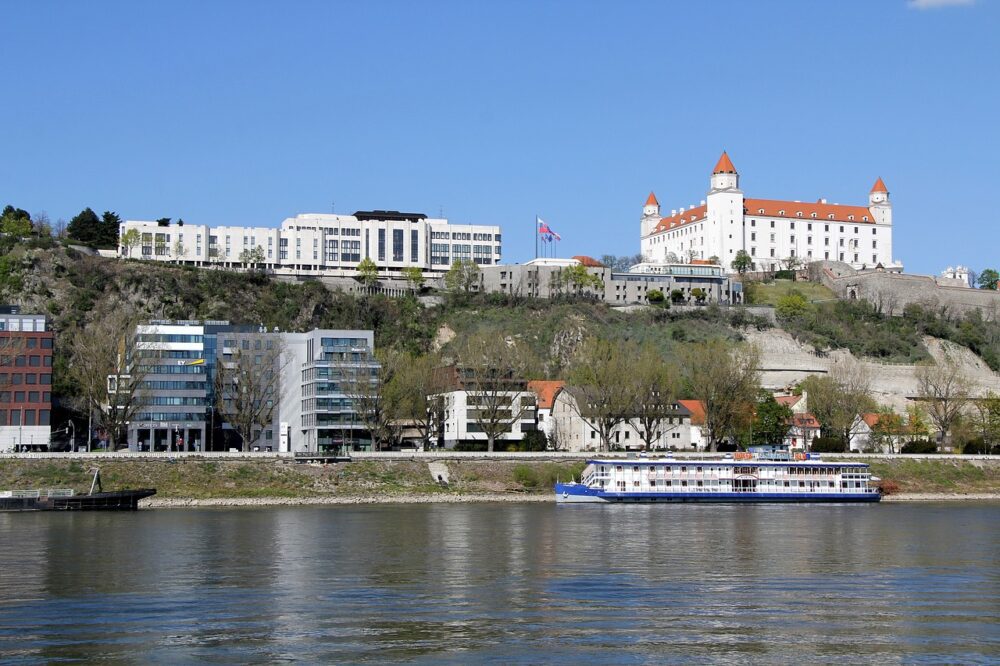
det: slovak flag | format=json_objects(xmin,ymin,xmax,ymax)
[{"xmin": 537, "ymin": 217, "xmax": 562, "ymax": 241}]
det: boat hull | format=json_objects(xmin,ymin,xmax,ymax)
[
  {"xmin": 0, "ymin": 489, "xmax": 157, "ymax": 512},
  {"xmin": 555, "ymin": 483, "xmax": 880, "ymax": 504}
]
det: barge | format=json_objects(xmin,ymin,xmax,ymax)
[{"xmin": 0, "ymin": 468, "xmax": 155, "ymax": 512}]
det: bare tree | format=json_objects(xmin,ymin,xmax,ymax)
[
  {"xmin": 801, "ymin": 358, "xmax": 875, "ymax": 450},
  {"xmin": 679, "ymin": 340, "xmax": 760, "ymax": 451},
  {"xmin": 215, "ymin": 334, "xmax": 286, "ymax": 452},
  {"xmin": 66, "ymin": 309, "xmax": 151, "ymax": 448},
  {"xmin": 915, "ymin": 354, "xmax": 971, "ymax": 448},
  {"xmin": 387, "ymin": 351, "xmax": 441, "ymax": 449},
  {"xmin": 455, "ymin": 333, "xmax": 534, "ymax": 452},
  {"xmin": 567, "ymin": 338, "xmax": 639, "ymax": 451},
  {"xmin": 630, "ymin": 343, "xmax": 680, "ymax": 450},
  {"xmin": 342, "ymin": 347, "xmax": 401, "ymax": 451}
]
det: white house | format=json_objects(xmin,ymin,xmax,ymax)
[
  {"xmin": 640, "ymin": 153, "xmax": 901, "ymax": 273},
  {"xmin": 527, "ymin": 380, "xmax": 564, "ymax": 444},
  {"xmin": 433, "ymin": 367, "xmax": 537, "ymax": 450},
  {"xmin": 550, "ymin": 387, "xmax": 693, "ymax": 452}
]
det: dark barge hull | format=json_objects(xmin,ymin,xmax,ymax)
[{"xmin": 0, "ymin": 489, "xmax": 157, "ymax": 512}]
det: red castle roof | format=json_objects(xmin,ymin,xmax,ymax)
[
  {"xmin": 870, "ymin": 177, "xmax": 888, "ymax": 194},
  {"xmin": 712, "ymin": 151, "xmax": 737, "ymax": 174},
  {"xmin": 645, "ymin": 191, "xmax": 659, "ymax": 207}
]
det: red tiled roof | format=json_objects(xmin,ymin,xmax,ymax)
[
  {"xmin": 775, "ymin": 395, "xmax": 802, "ymax": 408},
  {"xmin": 861, "ymin": 413, "xmax": 881, "ymax": 428},
  {"xmin": 645, "ymin": 191, "xmax": 659, "ymax": 207},
  {"xmin": 744, "ymin": 198, "xmax": 875, "ymax": 224},
  {"xmin": 572, "ymin": 255, "xmax": 605, "ymax": 268},
  {"xmin": 651, "ymin": 204, "xmax": 707, "ymax": 234},
  {"xmin": 713, "ymin": 151, "xmax": 737, "ymax": 174},
  {"xmin": 790, "ymin": 412, "xmax": 820, "ymax": 429},
  {"xmin": 677, "ymin": 399, "xmax": 705, "ymax": 425},
  {"xmin": 870, "ymin": 177, "xmax": 888, "ymax": 194},
  {"xmin": 528, "ymin": 380, "xmax": 565, "ymax": 410}
]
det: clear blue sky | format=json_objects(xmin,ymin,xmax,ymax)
[{"xmin": 2, "ymin": 0, "xmax": 997, "ymax": 275}]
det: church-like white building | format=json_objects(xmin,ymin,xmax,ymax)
[{"xmin": 639, "ymin": 153, "xmax": 901, "ymax": 273}]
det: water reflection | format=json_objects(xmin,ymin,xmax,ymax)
[{"xmin": 0, "ymin": 503, "xmax": 996, "ymax": 663}]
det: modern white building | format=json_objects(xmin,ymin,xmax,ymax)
[
  {"xmin": 640, "ymin": 153, "xmax": 901, "ymax": 273},
  {"xmin": 120, "ymin": 209, "xmax": 502, "ymax": 278},
  {"xmin": 433, "ymin": 366, "xmax": 537, "ymax": 450}
]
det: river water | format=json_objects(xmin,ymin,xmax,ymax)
[{"xmin": 0, "ymin": 502, "xmax": 997, "ymax": 664}]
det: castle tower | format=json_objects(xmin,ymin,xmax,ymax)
[
  {"xmin": 641, "ymin": 191, "xmax": 661, "ymax": 237},
  {"xmin": 868, "ymin": 177, "xmax": 892, "ymax": 225},
  {"xmin": 710, "ymin": 151, "xmax": 739, "ymax": 191}
]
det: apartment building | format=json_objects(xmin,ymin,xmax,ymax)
[{"xmin": 0, "ymin": 310, "xmax": 53, "ymax": 452}]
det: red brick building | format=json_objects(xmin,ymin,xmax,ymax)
[{"xmin": 0, "ymin": 310, "xmax": 53, "ymax": 451}]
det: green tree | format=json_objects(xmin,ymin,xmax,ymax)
[
  {"xmin": 647, "ymin": 289, "xmax": 665, "ymax": 304},
  {"xmin": 356, "ymin": 257, "xmax": 379, "ymax": 287},
  {"xmin": 66, "ymin": 208, "xmax": 102, "ymax": 244},
  {"xmin": 971, "ymin": 391, "xmax": 1000, "ymax": 450},
  {"xmin": 775, "ymin": 289, "xmax": 812, "ymax": 320},
  {"xmin": 0, "ymin": 209, "xmax": 32, "ymax": 239},
  {"xmin": 239, "ymin": 245, "xmax": 265, "ymax": 271},
  {"xmin": 402, "ymin": 266, "xmax": 425, "ymax": 291},
  {"xmin": 707, "ymin": 255, "xmax": 720, "ymax": 265},
  {"xmin": 691, "ymin": 287, "xmax": 707, "ymax": 303},
  {"xmin": 731, "ymin": 250, "xmax": 752, "ymax": 274},
  {"xmin": 670, "ymin": 289, "xmax": 685, "ymax": 304},
  {"xmin": 561, "ymin": 264, "xmax": 603, "ymax": 295},
  {"xmin": 977, "ymin": 268, "xmax": 999, "ymax": 290},
  {"xmin": 99, "ymin": 211, "xmax": 122, "ymax": 247},
  {"xmin": 751, "ymin": 391, "xmax": 794, "ymax": 446},
  {"xmin": 629, "ymin": 343, "xmax": 680, "ymax": 450},
  {"xmin": 120, "ymin": 228, "xmax": 141, "ymax": 257},
  {"xmin": 444, "ymin": 259, "xmax": 480, "ymax": 294},
  {"xmin": 915, "ymin": 355, "xmax": 971, "ymax": 448}
]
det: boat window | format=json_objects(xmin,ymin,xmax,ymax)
[
  {"xmin": 681, "ymin": 466, "xmax": 687, "ymax": 472},
  {"xmin": 633, "ymin": 466, "xmax": 639, "ymax": 472},
  {"xmin": 616, "ymin": 466, "xmax": 623, "ymax": 471},
  {"xmin": 697, "ymin": 466, "xmax": 702, "ymax": 472}
]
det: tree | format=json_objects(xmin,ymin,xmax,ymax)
[
  {"xmin": 120, "ymin": 228, "xmax": 141, "ymax": 258},
  {"xmin": 66, "ymin": 309, "xmax": 151, "ymax": 449},
  {"xmin": 1, "ymin": 207, "xmax": 32, "ymax": 239},
  {"xmin": 402, "ymin": 266, "xmax": 425, "ymax": 291},
  {"xmin": 679, "ymin": 340, "xmax": 760, "ymax": 450},
  {"xmin": 173, "ymin": 240, "xmax": 186, "ymax": 262},
  {"xmin": 731, "ymin": 250, "xmax": 752, "ymax": 275},
  {"xmin": 342, "ymin": 347, "xmax": 399, "ymax": 451},
  {"xmin": 647, "ymin": 289, "xmax": 665, "ymax": 304},
  {"xmin": 751, "ymin": 391, "xmax": 794, "ymax": 446},
  {"xmin": 100, "ymin": 211, "xmax": 122, "ymax": 247},
  {"xmin": 915, "ymin": 355, "xmax": 971, "ymax": 448},
  {"xmin": 686, "ymin": 248, "xmax": 699, "ymax": 263},
  {"xmin": 690, "ymin": 287, "xmax": 707, "ymax": 303},
  {"xmin": 387, "ymin": 352, "xmax": 440, "ymax": 449},
  {"xmin": 356, "ymin": 257, "xmax": 379, "ymax": 287},
  {"xmin": 977, "ymin": 268, "xmax": 999, "ymax": 290},
  {"xmin": 800, "ymin": 359, "xmax": 875, "ymax": 450},
  {"xmin": 781, "ymin": 255, "xmax": 802, "ymax": 271},
  {"xmin": 560, "ymin": 264, "xmax": 603, "ymax": 296},
  {"xmin": 567, "ymin": 338, "xmax": 639, "ymax": 451},
  {"xmin": 67, "ymin": 208, "xmax": 102, "ymax": 245},
  {"xmin": 868, "ymin": 406, "xmax": 906, "ymax": 453},
  {"xmin": 775, "ymin": 289, "xmax": 811, "ymax": 320},
  {"xmin": 444, "ymin": 259, "xmax": 480, "ymax": 294},
  {"xmin": 707, "ymin": 255, "xmax": 720, "ymax": 266},
  {"xmin": 215, "ymin": 334, "xmax": 286, "ymax": 452},
  {"xmin": 457, "ymin": 333, "xmax": 535, "ymax": 452},
  {"xmin": 971, "ymin": 391, "xmax": 1000, "ymax": 450},
  {"xmin": 630, "ymin": 344, "xmax": 680, "ymax": 450},
  {"xmin": 670, "ymin": 289, "xmax": 685, "ymax": 304},
  {"xmin": 239, "ymin": 245, "xmax": 265, "ymax": 271}
]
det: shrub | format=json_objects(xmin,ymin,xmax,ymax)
[
  {"xmin": 774, "ymin": 270, "xmax": 797, "ymax": 281},
  {"xmin": 647, "ymin": 289, "xmax": 665, "ymax": 304},
  {"xmin": 811, "ymin": 436, "xmax": 847, "ymax": 453},
  {"xmin": 877, "ymin": 479, "xmax": 901, "ymax": 495},
  {"xmin": 960, "ymin": 438, "xmax": 997, "ymax": 455},
  {"xmin": 901, "ymin": 439, "xmax": 938, "ymax": 454}
]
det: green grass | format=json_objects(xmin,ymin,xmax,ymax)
[
  {"xmin": 864, "ymin": 459, "xmax": 996, "ymax": 493},
  {"xmin": 749, "ymin": 280, "xmax": 836, "ymax": 306}
]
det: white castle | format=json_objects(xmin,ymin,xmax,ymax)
[{"xmin": 639, "ymin": 153, "xmax": 901, "ymax": 273}]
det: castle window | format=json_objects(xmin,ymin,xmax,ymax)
[
  {"xmin": 808, "ymin": 223, "xmax": 812, "ymax": 231},
  {"xmin": 758, "ymin": 209, "xmax": 764, "ymax": 214},
  {"xmin": 863, "ymin": 216, "xmax": 869, "ymax": 221},
  {"xmin": 751, "ymin": 247, "xmax": 756, "ymax": 256},
  {"xmin": 828, "ymin": 214, "xmax": 835, "ymax": 219},
  {"xmin": 824, "ymin": 225, "xmax": 829, "ymax": 232},
  {"xmin": 811, "ymin": 213, "xmax": 817, "ymax": 218},
  {"xmin": 777, "ymin": 211, "xmax": 784, "ymax": 217},
  {"xmin": 872, "ymin": 240, "xmax": 877, "ymax": 249},
  {"xmin": 770, "ymin": 221, "xmax": 775, "ymax": 228},
  {"xmin": 796, "ymin": 212, "xmax": 802, "ymax": 217},
  {"xmin": 751, "ymin": 220, "xmax": 756, "ymax": 227},
  {"xmin": 807, "ymin": 236, "xmax": 812, "ymax": 245},
  {"xmin": 840, "ymin": 226, "xmax": 844, "ymax": 233},
  {"xmin": 848, "ymin": 215, "xmax": 854, "ymax": 221},
  {"xmin": 873, "ymin": 228, "xmax": 877, "ymax": 235},
  {"xmin": 790, "ymin": 222, "xmax": 795, "ymax": 230}
]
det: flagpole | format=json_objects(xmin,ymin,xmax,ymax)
[{"xmin": 534, "ymin": 215, "xmax": 538, "ymax": 260}]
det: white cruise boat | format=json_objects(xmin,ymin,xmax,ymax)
[{"xmin": 555, "ymin": 447, "xmax": 881, "ymax": 503}]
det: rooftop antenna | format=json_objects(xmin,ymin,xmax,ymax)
[{"xmin": 439, "ymin": 205, "xmax": 444, "ymax": 219}]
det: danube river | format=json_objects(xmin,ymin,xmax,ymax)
[{"xmin": 0, "ymin": 503, "xmax": 997, "ymax": 664}]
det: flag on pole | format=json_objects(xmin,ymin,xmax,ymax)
[{"xmin": 537, "ymin": 218, "xmax": 562, "ymax": 241}]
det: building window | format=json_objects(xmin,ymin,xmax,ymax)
[
  {"xmin": 378, "ymin": 229, "xmax": 386, "ymax": 262},
  {"xmin": 392, "ymin": 229, "xmax": 403, "ymax": 262},
  {"xmin": 411, "ymin": 229, "xmax": 419, "ymax": 263}
]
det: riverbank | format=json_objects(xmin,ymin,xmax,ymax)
[
  {"xmin": 141, "ymin": 491, "xmax": 1000, "ymax": 508},
  {"xmin": 1, "ymin": 457, "xmax": 997, "ymax": 503}
]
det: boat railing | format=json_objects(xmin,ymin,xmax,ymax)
[
  {"xmin": 0, "ymin": 490, "xmax": 41, "ymax": 498},
  {"xmin": 45, "ymin": 489, "xmax": 75, "ymax": 498}
]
